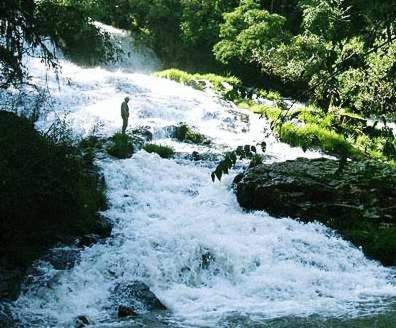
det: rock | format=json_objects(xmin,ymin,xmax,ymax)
[
  {"xmin": 117, "ymin": 305, "xmax": 137, "ymax": 318},
  {"xmin": 112, "ymin": 281, "xmax": 166, "ymax": 312},
  {"xmin": 0, "ymin": 266, "xmax": 24, "ymax": 300},
  {"xmin": 78, "ymin": 234, "xmax": 102, "ymax": 247},
  {"xmin": 42, "ymin": 248, "xmax": 81, "ymax": 270},
  {"xmin": 92, "ymin": 214, "xmax": 112, "ymax": 237},
  {"xmin": 74, "ymin": 315, "xmax": 91, "ymax": 328},
  {"xmin": 131, "ymin": 127, "xmax": 153, "ymax": 142},
  {"xmin": 105, "ymin": 133, "xmax": 135, "ymax": 159},
  {"xmin": 235, "ymin": 158, "xmax": 396, "ymax": 265}
]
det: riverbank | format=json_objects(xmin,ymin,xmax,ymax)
[{"xmin": 0, "ymin": 111, "xmax": 110, "ymax": 301}]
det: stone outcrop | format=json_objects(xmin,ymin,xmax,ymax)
[
  {"xmin": 235, "ymin": 157, "xmax": 396, "ymax": 265},
  {"xmin": 112, "ymin": 281, "xmax": 166, "ymax": 314}
]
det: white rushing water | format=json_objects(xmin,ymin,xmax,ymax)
[{"xmin": 3, "ymin": 26, "xmax": 396, "ymax": 327}]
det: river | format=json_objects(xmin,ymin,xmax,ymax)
[{"xmin": 2, "ymin": 26, "xmax": 396, "ymax": 327}]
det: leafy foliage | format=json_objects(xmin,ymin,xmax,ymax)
[
  {"xmin": 0, "ymin": 0, "xmax": 57, "ymax": 88},
  {"xmin": 36, "ymin": 0, "xmax": 117, "ymax": 66},
  {"xmin": 0, "ymin": 0, "xmax": 115, "ymax": 88},
  {"xmin": 0, "ymin": 111, "xmax": 107, "ymax": 265},
  {"xmin": 211, "ymin": 145, "xmax": 264, "ymax": 182},
  {"xmin": 213, "ymin": 0, "xmax": 288, "ymax": 65}
]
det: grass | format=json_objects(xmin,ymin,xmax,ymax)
[
  {"xmin": 154, "ymin": 69, "xmax": 242, "ymax": 100},
  {"xmin": 278, "ymin": 121, "xmax": 362, "ymax": 158},
  {"xmin": 239, "ymin": 100, "xmax": 396, "ymax": 163},
  {"xmin": 143, "ymin": 144, "xmax": 175, "ymax": 158}
]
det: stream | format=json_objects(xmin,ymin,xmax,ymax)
[{"xmin": 2, "ymin": 26, "xmax": 396, "ymax": 327}]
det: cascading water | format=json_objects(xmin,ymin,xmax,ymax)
[{"xmin": 2, "ymin": 25, "xmax": 396, "ymax": 327}]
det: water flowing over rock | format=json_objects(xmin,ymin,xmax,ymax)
[
  {"xmin": 112, "ymin": 281, "xmax": 166, "ymax": 312},
  {"xmin": 117, "ymin": 305, "xmax": 137, "ymax": 318},
  {"xmin": 2, "ymin": 23, "xmax": 396, "ymax": 328},
  {"xmin": 235, "ymin": 158, "xmax": 396, "ymax": 265}
]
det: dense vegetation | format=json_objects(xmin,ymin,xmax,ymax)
[
  {"xmin": 0, "ymin": 112, "xmax": 107, "ymax": 266},
  {"xmin": 46, "ymin": 0, "xmax": 396, "ymax": 119},
  {"xmin": 2, "ymin": 0, "xmax": 395, "ymax": 118}
]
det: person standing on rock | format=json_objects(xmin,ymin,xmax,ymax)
[{"xmin": 121, "ymin": 96, "xmax": 130, "ymax": 134}]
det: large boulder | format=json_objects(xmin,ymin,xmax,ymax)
[
  {"xmin": 235, "ymin": 158, "xmax": 396, "ymax": 265},
  {"xmin": 112, "ymin": 281, "xmax": 166, "ymax": 313}
]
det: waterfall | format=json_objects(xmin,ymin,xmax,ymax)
[{"xmin": 2, "ymin": 24, "xmax": 396, "ymax": 327}]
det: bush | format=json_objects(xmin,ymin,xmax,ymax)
[
  {"xmin": 106, "ymin": 133, "xmax": 134, "ymax": 159},
  {"xmin": 143, "ymin": 144, "xmax": 175, "ymax": 158},
  {"xmin": 0, "ymin": 111, "xmax": 106, "ymax": 265},
  {"xmin": 174, "ymin": 123, "xmax": 210, "ymax": 144}
]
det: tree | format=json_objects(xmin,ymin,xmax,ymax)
[
  {"xmin": 213, "ymin": 0, "xmax": 288, "ymax": 65},
  {"xmin": 0, "ymin": 0, "xmax": 57, "ymax": 88}
]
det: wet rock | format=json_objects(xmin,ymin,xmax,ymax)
[
  {"xmin": 78, "ymin": 234, "xmax": 102, "ymax": 247},
  {"xmin": 132, "ymin": 127, "xmax": 153, "ymax": 142},
  {"xmin": 74, "ymin": 315, "xmax": 91, "ymax": 328},
  {"xmin": 235, "ymin": 157, "xmax": 396, "ymax": 265},
  {"xmin": 0, "ymin": 266, "xmax": 23, "ymax": 300},
  {"xmin": 118, "ymin": 305, "xmax": 137, "ymax": 318},
  {"xmin": 186, "ymin": 151, "xmax": 222, "ymax": 162},
  {"xmin": 92, "ymin": 214, "xmax": 112, "ymax": 237},
  {"xmin": 112, "ymin": 281, "xmax": 166, "ymax": 312},
  {"xmin": 105, "ymin": 133, "xmax": 134, "ymax": 159},
  {"xmin": 42, "ymin": 248, "xmax": 81, "ymax": 270}
]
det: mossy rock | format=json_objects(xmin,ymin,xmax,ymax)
[
  {"xmin": 235, "ymin": 157, "xmax": 396, "ymax": 265},
  {"xmin": 174, "ymin": 123, "xmax": 210, "ymax": 145},
  {"xmin": 143, "ymin": 144, "xmax": 175, "ymax": 159},
  {"xmin": 106, "ymin": 133, "xmax": 134, "ymax": 159}
]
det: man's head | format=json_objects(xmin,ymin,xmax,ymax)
[{"xmin": 124, "ymin": 96, "xmax": 130, "ymax": 103}]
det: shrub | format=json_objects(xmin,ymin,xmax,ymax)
[
  {"xmin": 143, "ymin": 144, "xmax": 175, "ymax": 159},
  {"xmin": 106, "ymin": 133, "xmax": 134, "ymax": 159},
  {"xmin": 0, "ymin": 111, "xmax": 106, "ymax": 265}
]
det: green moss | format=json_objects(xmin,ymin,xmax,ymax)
[
  {"xmin": 155, "ymin": 69, "xmax": 242, "ymax": 100},
  {"xmin": 346, "ymin": 224, "xmax": 396, "ymax": 266},
  {"xmin": 257, "ymin": 89, "xmax": 282, "ymax": 101},
  {"xmin": 278, "ymin": 122, "xmax": 362, "ymax": 158},
  {"xmin": 237, "ymin": 101, "xmax": 282, "ymax": 121},
  {"xmin": 175, "ymin": 123, "xmax": 210, "ymax": 144},
  {"xmin": 143, "ymin": 144, "xmax": 175, "ymax": 158},
  {"xmin": 106, "ymin": 132, "xmax": 134, "ymax": 159}
]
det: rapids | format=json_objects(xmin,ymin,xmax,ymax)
[{"xmin": 2, "ymin": 26, "xmax": 396, "ymax": 327}]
